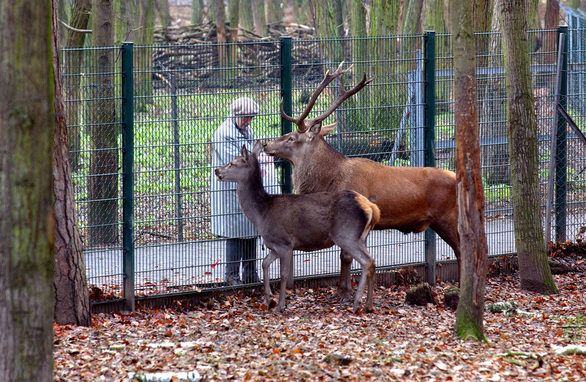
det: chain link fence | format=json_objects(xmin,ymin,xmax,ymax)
[{"xmin": 61, "ymin": 29, "xmax": 586, "ymax": 307}]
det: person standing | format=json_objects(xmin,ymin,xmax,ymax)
[{"xmin": 210, "ymin": 97, "xmax": 263, "ymax": 285}]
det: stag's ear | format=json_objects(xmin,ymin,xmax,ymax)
[
  {"xmin": 252, "ymin": 140, "xmax": 263, "ymax": 157},
  {"xmin": 320, "ymin": 122, "xmax": 337, "ymax": 137},
  {"xmin": 307, "ymin": 122, "xmax": 322, "ymax": 138}
]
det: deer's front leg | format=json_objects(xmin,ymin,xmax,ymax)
[{"xmin": 275, "ymin": 251, "xmax": 292, "ymax": 314}]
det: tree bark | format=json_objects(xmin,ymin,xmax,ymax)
[
  {"xmin": 451, "ymin": 0, "xmax": 489, "ymax": 342},
  {"xmin": 89, "ymin": 0, "xmax": 119, "ymax": 246},
  {"xmin": 497, "ymin": 0, "xmax": 557, "ymax": 294},
  {"xmin": 52, "ymin": 0, "xmax": 91, "ymax": 326},
  {"xmin": 0, "ymin": 1, "xmax": 55, "ymax": 379}
]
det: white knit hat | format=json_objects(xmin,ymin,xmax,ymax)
[{"xmin": 230, "ymin": 97, "xmax": 259, "ymax": 116}]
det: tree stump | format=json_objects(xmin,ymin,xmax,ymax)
[
  {"xmin": 443, "ymin": 286, "xmax": 460, "ymax": 310},
  {"xmin": 405, "ymin": 283, "xmax": 436, "ymax": 306}
]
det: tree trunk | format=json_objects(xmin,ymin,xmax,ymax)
[
  {"xmin": 0, "ymin": 1, "xmax": 55, "ymax": 379},
  {"xmin": 264, "ymin": 0, "xmax": 281, "ymax": 25},
  {"xmin": 52, "ymin": 0, "xmax": 91, "ymax": 326},
  {"xmin": 64, "ymin": 0, "xmax": 91, "ymax": 171},
  {"xmin": 348, "ymin": 0, "xmax": 368, "ymax": 130},
  {"xmin": 543, "ymin": 0, "xmax": 560, "ymax": 65},
  {"xmin": 423, "ymin": 0, "xmax": 447, "ymax": 33},
  {"xmin": 214, "ymin": 0, "xmax": 228, "ymax": 67},
  {"xmin": 402, "ymin": 0, "xmax": 423, "ymax": 36},
  {"xmin": 451, "ymin": 0, "xmax": 489, "ymax": 342},
  {"xmin": 240, "ymin": 0, "xmax": 254, "ymax": 31},
  {"xmin": 191, "ymin": 0, "xmax": 205, "ymax": 25},
  {"xmin": 545, "ymin": 0, "xmax": 559, "ymax": 29},
  {"xmin": 480, "ymin": 4, "xmax": 510, "ymax": 185},
  {"xmin": 156, "ymin": 0, "xmax": 172, "ymax": 29},
  {"xmin": 251, "ymin": 0, "xmax": 266, "ymax": 36},
  {"xmin": 228, "ymin": 0, "xmax": 240, "ymax": 48},
  {"xmin": 497, "ymin": 0, "xmax": 557, "ymax": 294},
  {"xmin": 89, "ymin": 0, "xmax": 119, "ymax": 246},
  {"xmin": 136, "ymin": 0, "xmax": 156, "ymax": 112}
]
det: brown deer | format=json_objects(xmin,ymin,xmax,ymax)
[
  {"xmin": 215, "ymin": 141, "xmax": 380, "ymax": 313},
  {"xmin": 264, "ymin": 62, "xmax": 460, "ymax": 300}
]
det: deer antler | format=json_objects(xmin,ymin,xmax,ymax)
[
  {"xmin": 280, "ymin": 62, "xmax": 372, "ymax": 132},
  {"xmin": 310, "ymin": 72, "xmax": 374, "ymax": 126}
]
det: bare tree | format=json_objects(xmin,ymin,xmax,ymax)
[
  {"xmin": 53, "ymin": 0, "xmax": 91, "ymax": 326},
  {"xmin": 191, "ymin": 0, "xmax": 206, "ymax": 25},
  {"xmin": 252, "ymin": 0, "xmax": 266, "ymax": 36},
  {"xmin": 156, "ymin": 0, "xmax": 172, "ymax": 29},
  {"xmin": 451, "ymin": 0, "xmax": 489, "ymax": 341},
  {"xmin": 89, "ymin": 0, "xmax": 119, "ymax": 246},
  {"xmin": 240, "ymin": 0, "xmax": 254, "ymax": 31},
  {"xmin": 480, "ymin": 5, "xmax": 510, "ymax": 185},
  {"xmin": 63, "ymin": 0, "xmax": 91, "ymax": 171},
  {"xmin": 497, "ymin": 0, "xmax": 557, "ymax": 294},
  {"xmin": 0, "ymin": 1, "xmax": 55, "ymax": 379}
]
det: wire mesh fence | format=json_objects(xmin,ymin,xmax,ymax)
[{"xmin": 61, "ymin": 28, "xmax": 586, "ymax": 305}]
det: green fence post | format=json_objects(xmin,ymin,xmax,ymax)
[
  {"xmin": 280, "ymin": 36, "xmax": 293, "ymax": 194},
  {"xmin": 121, "ymin": 42, "xmax": 135, "ymax": 311},
  {"xmin": 556, "ymin": 26, "xmax": 568, "ymax": 243},
  {"xmin": 424, "ymin": 32, "xmax": 437, "ymax": 285}
]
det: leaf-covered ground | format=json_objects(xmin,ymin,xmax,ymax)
[{"xmin": 54, "ymin": 273, "xmax": 585, "ymax": 381}]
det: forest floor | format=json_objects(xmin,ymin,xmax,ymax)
[{"xmin": 54, "ymin": 263, "xmax": 585, "ymax": 381}]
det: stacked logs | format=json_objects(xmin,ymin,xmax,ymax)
[{"xmin": 152, "ymin": 22, "xmax": 324, "ymax": 89}]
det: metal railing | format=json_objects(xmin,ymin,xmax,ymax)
[{"xmin": 61, "ymin": 28, "xmax": 586, "ymax": 309}]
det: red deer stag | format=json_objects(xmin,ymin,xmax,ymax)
[
  {"xmin": 264, "ymin": 62, "xmax": 460, "ymax": 300},
  {"xmin": 215, "ymin": 141, "xmax": 380, "ymax": 313}
]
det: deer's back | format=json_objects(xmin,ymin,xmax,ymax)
[{"xmin": 294, "ymin": 157, "xmax": 457, "ymax": 233}]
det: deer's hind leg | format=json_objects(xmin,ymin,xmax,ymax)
[
  {"xmin": 262, "ymin": 250, "xmax": 279, "ymax": 308},
  {"xmin": 337, "ymin": 250, "xmax": 354, "ymax": 302},
  {"xmin": 336, "ymin": 239, "xmax": 375, "ymax": 313}
]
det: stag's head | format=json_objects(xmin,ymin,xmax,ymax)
[{"xmin": 264, "ymin": 62, "xmax": 373, "ymax": 164}]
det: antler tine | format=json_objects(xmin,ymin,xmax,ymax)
[
  {"xmin": 279, "ymin": 98, "xmax": 297, "ymax": 123},
  {"xmin": 295, "ymin": 62, "xmax": 353, "ymax": 124},
  {"xmin": 313, "ymin": 72, "xmax": 373, "ymax": 124}
]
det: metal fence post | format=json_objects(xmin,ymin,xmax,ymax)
[
  {"xmin": 556, "ymin": 27, "xmax": 568, "ymax": 243},
  {"xmin": 121, "ymin": 42, "xmax": 135, "ymax": 311},
  {"xmin": 423, "ymin": 32, "xmax": 437, "ymax": 285},
  {"xmin": 280, "ymin": 36, "xmax": 293, "ymax": 194}
]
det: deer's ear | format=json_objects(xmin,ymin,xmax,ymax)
[
  {"xmin": 320, "ymin": 122, "xmax": 337, "ymax": 136},
  {"xmin": 308, "ymin": 122, "xmax": 322, "ymax": 138},
  {"xmin": 241, "ymin": 145, "xmax": 249, "ymax": 159},
  {"xmin": 252, "ymin": 140, "xmax": 263, "ymax": 156}
]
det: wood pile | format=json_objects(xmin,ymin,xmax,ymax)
[{"xmin": 152, "ymin": 21, "xmax": 326, "ymax": 90}]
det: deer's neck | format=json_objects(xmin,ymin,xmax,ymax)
[
  {"xmin": 294, "ymin": 140, "xmax": 346, "ymax": 194},
  {"xmin": 236, "ymin": 164, "xmax": 271, "ymax": 225}
]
